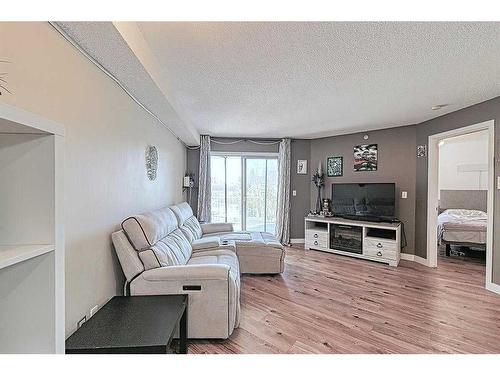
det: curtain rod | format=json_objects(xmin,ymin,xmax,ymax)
[
  {"xmin": 212, "ymin": 139, "xmax": 281, "ymax": 145},
  {"xmin": 186, "ymin": 138, "xmax": 285, "ymax": 150}
]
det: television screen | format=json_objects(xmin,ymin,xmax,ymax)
[{"xmin": 331, "ymin": 183, "xmax": 395, "ymax": 218}]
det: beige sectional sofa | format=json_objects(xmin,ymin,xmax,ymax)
[{"xmin": 111, "ymin": 202, "xmax": 285, "ymax": 339}]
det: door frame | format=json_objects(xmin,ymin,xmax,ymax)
[{"xmin": 426, "ymin": 119, "xmax": 495, "ymax": 292}]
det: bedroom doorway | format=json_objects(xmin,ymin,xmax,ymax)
[{"xmin": 427, "ymin": 120, "xmax": 495, "ymax": 291}]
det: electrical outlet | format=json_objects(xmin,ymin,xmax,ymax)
[
  {"xmin": 77, "ymin": 316, "xmax": 86, "ymax": 329},
  {"xmin": 90, "ymin": 305, "xmax": 99, "ymax": 317},
  {"xmin": 401, "ymin": 191, "xmax": 408, "ymax": 199},
  {"xmin": 292, "ymin": 190, "xmax": 297, "ymax": 196}
]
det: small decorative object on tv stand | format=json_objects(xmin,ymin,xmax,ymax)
[
  {"xmin": 304, "ymin": 216, "xmax": 401, "ymax": 267},
  {"xmin": 312, "ymin": 162, "xmax": 325, "ymax": 213}
]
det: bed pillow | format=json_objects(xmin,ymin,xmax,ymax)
[{"xmin": 442, "ymin": 209, "xmax": 487, "ymax": 219}]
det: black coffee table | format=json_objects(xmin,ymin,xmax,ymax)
[{"xmin": 65, "ymin": 295, "xmax": 188, "ymax": 354}]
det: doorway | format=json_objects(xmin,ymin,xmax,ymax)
[{"xmin": 426, "ymin": 120, "xmax": 495, "ymax": 290}]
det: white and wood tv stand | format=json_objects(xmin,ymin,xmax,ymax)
[{"xmin": 304, "ymin": 216, "xmax": 401, "ymax": 266}]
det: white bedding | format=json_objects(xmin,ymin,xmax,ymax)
[{"xmin": 437, "ymin": 209, "xmax": 487, "ymax": 245}]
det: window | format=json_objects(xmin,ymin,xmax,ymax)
[
  {"xmin": 210, "ymin": 153, "xmax": 278, "ymax": 233},
  {"xmin": 211, "ymin": 155, "xmax": 242, "ymax": 230}
]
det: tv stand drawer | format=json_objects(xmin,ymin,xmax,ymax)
[
  {"xmin": 364, "ymin": 247, "xmax": 397, "ymax": 260},
  {"xmin": 305, "ymin": 238, "xmax": 328, "ymax": 249},
  {"xmin": 364, "ymin": 237, "xmax": 397, "ymax": 252},
  {"xmin": 305, "ymin": 230, "xmax": 328, "ymax": 244}
]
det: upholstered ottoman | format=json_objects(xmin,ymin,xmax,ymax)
[
  {"xmin": 214, "ymin": 232, "xmax": 285, "ymax": 274},
  {"xmin": 170, "ymin": 202, "xmax": 286, "ymax": 275}
]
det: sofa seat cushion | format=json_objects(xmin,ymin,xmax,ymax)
[
  {"xmin": 237, "ymin": 231, "xmax": 283, "ymax": 249},
  {"xmin": 189, "ymin": 249, "xmax": 240, "ymax": 284}
]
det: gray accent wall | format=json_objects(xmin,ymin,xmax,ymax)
[
  {"xmin": 186, "ymin": 147, "xmax": 201, "ymax": 211},
  {"xmin": 308, "ymin": 126, "xmax": 417, "ymax": 254},
  {"xmin": 414, "ymin": 96, "xmax": 500, "ymax": 283},
  {"xmin": 290, "ymin": 140, "xmax": 312, "ymax": 239}
]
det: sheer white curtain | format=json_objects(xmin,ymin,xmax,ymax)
[
  {"xmin": 197, "ymin": 135, "xmax": 211, "ymax": 222},
  {"xmin": 275, "ymin": 138, "xmax": 291, "ymax": 244}
]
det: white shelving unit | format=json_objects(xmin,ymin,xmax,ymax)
[
  {"xmin": 0, "ymin": 244, "xmax": 55, "ymax": 270},
  {"xmin": 0, "ymin": 103, "xmax": 64, "ymax": 353},
  {"xmin": 305, "ymin": 216, "xmax": 401, "ymax": 267}
]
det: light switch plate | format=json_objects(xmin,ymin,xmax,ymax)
[
  {"xmin": 292, "ymin": 190, "xmax": 297, "ymax": 196},
  {"xmin": 402, "ymin": 191, "xmax": 408, "ymax": 199},
  {"xmin": 497, "ymin": 176, "xmax": 500, "ymax": 190}
]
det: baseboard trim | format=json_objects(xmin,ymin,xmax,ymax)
[
  {"xmin": 486, "ymin": 282, "xmax": 500, "ymax": 295},
  {"xmin": 295, "ymin": 246, "xmax": 434, "ymax": 267},
  {"xmin": 414, "ymin": 255, "xmax": 431, "ymax": 267},
  {"xmin": 400, "ymin": 253, "xmax": 432, "ymax": 267},
  {"xmin": 290, "ymin": 238, "xmax": 305, "ymax": 244},
  {"xmin": 400, "ymin": 253, "xmax": 414, "ymax": 261}
]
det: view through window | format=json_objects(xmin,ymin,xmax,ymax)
[{"xmin": 211, "ymin": 153, "xmax": 278, "ymax": 233}]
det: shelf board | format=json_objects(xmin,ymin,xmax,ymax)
[
  {"xmin": 307, "ymin": 227, "xmax": 328, "ymax": 232},
  {"xmin": 0, "ymin": 244, "xmax": 55, "ymax": 270},
  {"xmin": 364, "ymin": 236, "xmax": 397, "ymax": 243},
  {"xmin": 0, "ymin": 102, "xmax": 64, "ymax": 136}
]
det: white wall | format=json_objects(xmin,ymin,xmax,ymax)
[
  {"xmin": 0, "ymin": 22, "xmax": 186, "ymax": 336},
  {"xmin": 438, "ymin": 130, "xmax": 489, "ymax": 191}
]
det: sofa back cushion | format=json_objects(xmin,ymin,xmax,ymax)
[
  {"xmin": 122, "ymin": 207, "xmax": 179, "ymax": 250},
  {"xmin": 149, "ymin": 228, "xmax": 193, "ymax": 267},
  {"xmin": 121, "ymin": 206, "xmax": 192, "ymax": 270},
  {"xmin": 170, "ymin": 202, "xmax": 203, "ymax": 242}
]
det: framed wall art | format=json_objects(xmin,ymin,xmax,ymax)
[
  {"xmin": 417, "ymin": 145, "xmax": 427, "ymax": 158},
  {"xmin": 327, "ymin": 156, "xmax": 343, "ymax": 177},
  {"xmin": 354, "ymin": 144, "xmax": 378, "ymax": 171},
  {"xmin": 297, "ymin": 159, "xmax": 307, "ymax": 174}
]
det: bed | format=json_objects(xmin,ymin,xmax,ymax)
[{"xmin": 437, "ymin": 190, "xmax": 487, "ymax": 256}]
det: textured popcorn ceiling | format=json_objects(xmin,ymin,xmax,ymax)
[
  {"xmin": 57, "ymin": 22, "xmax": 500, "ymax": 141},
  {"xmin": 55, "ymin": 22, "xmax": 200, "ymax": 146}
]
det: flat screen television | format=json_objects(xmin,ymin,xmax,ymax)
[{"xmin": 331, "ymin": 183, "xmax": 395, "ymax": 219}]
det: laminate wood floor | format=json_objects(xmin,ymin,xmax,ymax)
[{"xmin": 189, "ymin": 245, "xmax": 500, "ymax": 354}]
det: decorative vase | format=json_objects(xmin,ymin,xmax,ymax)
[{"xmin": 316, "ymin": 186, "xmax": 322, "ymax": 213}]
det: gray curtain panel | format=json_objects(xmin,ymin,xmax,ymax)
[
  {"xmin": 197, "ymin": 135, "xmax": 211, "ymax": 222},
  {"xmin": 276, "ymin": 138, "xmax": 291, "ymax": 244}
]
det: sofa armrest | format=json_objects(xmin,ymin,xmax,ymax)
[
  {"xmin": 191, "ymin": 237, "xmax": 221, "ymax": 251},
  {"xmin": 201, "ymin": 222, "xmax": 234, "ymax": 235},
  {"xmin": 141, "ymin": 264, "xmax": 231, "ymax": 282}
]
